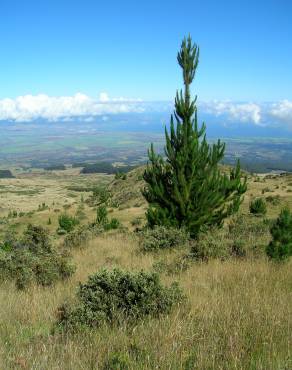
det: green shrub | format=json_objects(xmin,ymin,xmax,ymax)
[
  {"xmin": 75, "ymin": 203, "xmax": 86, "ymax": 220},
  {"xmin": 140, "ymin": 226, "xmax": 189, "ymax": 251},
  {"xmin": 266, "ymin": 208, "xmax": 292, "ymax": 261},
  {"xmin": 62, "ymin": 225, "xmax": 93, "ymax": 249},
  {"xmin": 0, "ymin": 225, "xmax": 75, "ymax": 289},
  {"xmin": 115, "ymin": 172, "xmax": 127, "ymax": 180},
  {"xmin": 249, "ymin": 198, "xmax": 267, "ymax": 215},
  {"xmin": 104, "ymin": 218, "xmax": 120, "ymax": 231},
  {"xmin": 57, "ymin": 268, "xmax": 183, "ymax": 329},
  {"xmin": 58, "ymin": 214, "xmax": 79, "ymax": 233},
  {"xmin": 96, "ymin": 206, "xmax": 121, "ymax": 231},
  {"xmin": 190, "ymin": 229, "xmax": 230, "ymax": 261},
  {"xmin": 87, "ymin": 186, "xmax": 111, "ymax": 207},
  {"xmin": 96, "ymin": 205, "xmax": 108, "ymax": 225}
]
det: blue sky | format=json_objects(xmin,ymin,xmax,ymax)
[
  {"xmin": 0, "ymin": 0, "xmax": 291, "ymax": 130},
  {"xmin": 0, "ymin": 0, "xmax": 291, "ymax": 101}
]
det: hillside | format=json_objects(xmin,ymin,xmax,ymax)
[{"xmin": 0, "ymin": 166, "xmax": 292, "ymax": 368}]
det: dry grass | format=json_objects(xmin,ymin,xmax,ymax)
[
  {"xmin": 0, "ymin": 232, "xmax": 291, "ymax": 369},
  {"xmin": 0, "ymin": 169, "xmax": 292, "ymax": 368}
]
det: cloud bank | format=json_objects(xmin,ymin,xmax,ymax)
[
  {"xmin": 0, "ymin": 92, "xmax": 291, "ymax": 128},
  {"xmin": 0, "ymin": 93, "xmax": 144, "ymax": 122},
  {"xmin": 199, "ymin": 100, "xmax": 292, "ymax": 128},
  {"xmin": 200, "ymin": 101, "xmax": 262, "ymax": 125}
]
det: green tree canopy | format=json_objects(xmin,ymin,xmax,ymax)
[{"xmin": 142, "ymin": 36, "xmax": 247, "ymax": 238}]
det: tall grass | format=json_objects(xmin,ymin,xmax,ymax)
[{"xmin": 0, "ymin": 232, "xmax": 291, "ymax": 369}]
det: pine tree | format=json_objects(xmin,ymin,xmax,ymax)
[
  {"xmin": 266, "ymin": 208, "xmax": 292, "ymax": 261},
  {"xmin": 142, "ymin": 36, "xmax": 247, "ymax": 238}
]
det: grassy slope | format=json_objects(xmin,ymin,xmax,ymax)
[{"xmin": 0, "ymin": 167, "xmax": 292, "ymax": 369}]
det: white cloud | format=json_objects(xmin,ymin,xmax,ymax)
[
  {"xmin": 1, "ymin": 93, "xmax": 292, "ymax": 128},
  {"xmin": 0, "ymin": 92, "xmax": 144, "ymax": 122},
  {"xmin": 270, "ymin": 100, "xmax": 292, "ymax": 124},
  {"xmin": 99, "ymin": 92, "xmax": 110, "ymax": 102},
  {"xmin": 200, "ymin": 100, "xmax": 262, "ymax": 124}
]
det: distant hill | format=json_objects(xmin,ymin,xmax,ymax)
[
  {"xmin": 0, "ymin": 169, "xmax": 15, "ymax": 179},
  {"xmin": 109, "ymin": 166, "xmax": 146, "ymax": 208}
]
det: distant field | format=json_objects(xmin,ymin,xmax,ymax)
[{"xmin": 1, "ymin": 121, "xmax": 292, "ymax": 172}]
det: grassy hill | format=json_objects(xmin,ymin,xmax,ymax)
[{"xmin": 0, "ymin": 166, "xmax": 292, "ymax": 368}]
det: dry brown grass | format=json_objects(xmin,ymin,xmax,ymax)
[
  {"xmin": 0, "ymin": 232, "xmax": 291, "ymax": 369},
  {"xmin": 1, "ymin": 169, "xmax": 292, "ymax": 368}
]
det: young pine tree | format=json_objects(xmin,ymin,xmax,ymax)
[
  {"xmin": 142, "ymin": 36, "xmax": 247, "ymax": 238},
  {"xmin": 266, "ymin": 208, "xmax": 292, "ymax": 261}
]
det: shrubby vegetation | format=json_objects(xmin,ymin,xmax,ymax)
[
  {"xmin": 189, "ymin": 214, "xmax": 271, "ymax": 261},
  {"xmin": 266, "ymin": 208, "xmax": 292, "ymax": 261},
  {"xmin": 62, "ymin": 225, "xmax": 94, "ymax": 249},
  {"xmin": 58, "ymin": 214, "xmax": 79, "ymax": 233},
  {"xmin": 0, "ymin": 225, "xmax": 75, "ymax": 289},
  {"xmin": 190, "ymin": 228, "xmax": 231, "ymax": 261},
  {"xmin": 96, "ymin": 205, "xmax": 121, "ymax": 231},
  {"xmin": 249, "ymin": 198, "xmax": 267, "ymax": 215},
  {"xmin": 56, "ymin": 268, "xmax": 183, "ymax": 329},
  {"xmin": 86, "ymin": 186, "xmax": 112, "ymax": 207},
  {"xmin": 139, "ymin": 226, "xmax": 189, "ymax": 251},
  {"xmin": 115, "ymin": 172, "xmax": 127, "ymax": 180}
]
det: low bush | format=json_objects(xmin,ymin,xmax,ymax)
[
  {"xmin": 96, "ymin": 206, "xmax": 121, "ymax": 232},
  {"xmin": 115, "ymin": 172, "xmax": 127, "ymax": 180},
  {"xmin": 190, "ymin": 229, "xmax": 231, "ymax": 261},
  {"xmin": 228, "ymin": 214, "xmax": 270, "ymax": 257},
  {"xmin": 189, "ymin": 214, "xmax": 270, "ymax": 261},
  {"xmin": 104, "ymin": 218, "xmax": 120, "ymax": 231},
  {"xmin": 249, "ymin": 198, "xmax": 267, "ymax": 215},
  {"xmin": 87, "ymin": 187, "xmax": 112, "ymax": 207},
  {"xmin": 266, "ymin": 208, "xmax": 292, "ymax": 261},
  {"xmin": 58, "ymin": 214, "xmax": 79, "ymax": 233},
  {"xmin": 140, "ymin": 226, "xmax": 189, "ymax": 251},
  {"xmin": 0, "ymin": 225, "xmax": 75, "ymax": 289},
  {"xmin": 96, "ymin": 205, "xmax": 108, "ymax": 225},
  {"xmin": 62, "ymin": 225, "xmax": 93, "ymax": 249},
  {"xmin": 56, "ymin": 268, "xmax": 183, "ymax": 329},
  {"xmin": 75, "ymin": 204, "xmax": 87, "ymax": 221}
]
